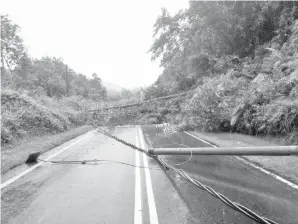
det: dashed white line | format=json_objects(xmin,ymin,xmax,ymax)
[
  {"xmin": 139, "ymin": 126, "xmax": 159, "ymax": 224},
  {"xmin": 184, "ymin": 131, "xmax": 298, "ymax": 190},
  {"xmin": 1, "ymin": 130, "xmax": 96, "ymax": 189},
  {"xmin": 134, "ymin": 129, "xmax": 143, "ymax": 224}
]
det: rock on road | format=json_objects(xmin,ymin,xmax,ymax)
[{"xmin": 1, "ymin": 125, "xmax": 298, "ymax": 224}]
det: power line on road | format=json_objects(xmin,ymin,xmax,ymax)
[
  {"xmin": 90, "ymin": 89, "xmax": 195, "ymax": 112},
  {"xmin": 38, "ymin": 158, "xmax": 162, "ymax": 170},
  {"xmin": 96, "ymin": 126, "xmax": 278, "ymax": 224}
]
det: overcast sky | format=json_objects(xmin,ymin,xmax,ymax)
[{"xmin": 2, "ymin": 0, "xmax": 188, "ymax": 89}]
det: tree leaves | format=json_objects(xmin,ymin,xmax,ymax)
[
  {"xmin": 1, "ymin": 16, "xmax": 107, "ymax": 101},
  {"xmin": 1, "ymin": 15, "xmax": 26, "ymax": 71},
  {"xmin": 147, "ymin": 2, "xmax": 297, "ymax": 98}
]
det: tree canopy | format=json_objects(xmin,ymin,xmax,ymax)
[
  {"xmin": 147, "ymin": 1, "xmax": 298, "ymax": 99},
  {"xmin": 1, "ymin": 15, "xmax": 107, "ymax": 101}
]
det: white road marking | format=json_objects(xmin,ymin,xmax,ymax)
[
  {"xmin": 116, "ymin": 125, "xmax": 135, "ymax": 128},
  {"xmin": 235, "ymin": 156, "xmax": 298, "ymax": 190},
  {"xmin": 1, "ymin": 130, "xmax": 97, "ymax": 189},
  {"xmin": 139, "ymin": 126, "xmax": 159, "ymax": 224},
  {"xmin": 134, "ymin": 129, "xmax": 143, "ymax": 224},
  {"xmin": 184, "ymin": 131, "xmax": 217, "ymax": 147},
  {"xmin": 184, "ymin": 131, "xmax": 298, "ymax": 190}
]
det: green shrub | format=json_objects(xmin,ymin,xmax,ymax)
[
  {"xmin": 1, "ymin": 90, "xmax": 99, "ymax": 143},
  {"xmin": 286, "ymin": 129, "xmax": 298, "ymax": 145}
]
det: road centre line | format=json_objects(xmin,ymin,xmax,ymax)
[
  {"xmin": 134, "ymin": 128, "xmax": 143, "ymax": 224},
  {"xmin": 139, "ymin": 126, "xmax": 159, "ymax": 224}
]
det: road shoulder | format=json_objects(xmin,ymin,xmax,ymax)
[{"xmin": 1, "ymin": 125, "xmax": 93, "ymax": 174}]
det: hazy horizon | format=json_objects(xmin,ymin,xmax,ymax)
[{"xmin": 1, "ymin": 0, "xmax": 189, "ymax": 88}]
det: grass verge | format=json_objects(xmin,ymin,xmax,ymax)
[{"xmin": 1, "ymin": 125, "xmax": 93, "ymax": 174}]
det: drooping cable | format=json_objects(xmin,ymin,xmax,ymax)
[{"xmin": 96, "ymin": 127, "xmax": 278, "ymax": 224}]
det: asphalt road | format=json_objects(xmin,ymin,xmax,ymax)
[{"xmin": 1, "ymin": 125, "xmax": 298, "ymax": 224}]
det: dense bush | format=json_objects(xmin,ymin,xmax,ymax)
[
  {"xmin": 141, "ymin": 2, "xmax": 298, "ymax": 144},
  {"xmin": 1, "ymin": 89, "xmax": 97, "ymax": 143},
  {"xmin": 175, "ymin": 56, "xmax": 298, "ymax": 140},
  {"xmin": 147, "ymin": 2, "xmax": 298, "ymax": 97}
]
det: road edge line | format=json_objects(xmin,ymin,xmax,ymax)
[
  {"xmin": 1, "ymin": 130, "xmax": 97, "ymax": 189},
  {"xmin": 134, "ymin": 127, "xmax": 143, "ymax": 224},
  {"xmin": 139, "ymin": 126, "xmax": 159, "ymax": 224},
  {"xmin": 184, "ymin": 131, "xmax": 298, "ymax": 190}
]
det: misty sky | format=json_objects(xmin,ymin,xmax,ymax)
[{"xmin": 2, "ymin": 0, "xmax": 189, "ymax": 89}]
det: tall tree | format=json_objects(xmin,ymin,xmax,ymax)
[
  {"xmin": 147, "ymin": 1, "xmax": 297, "ymax": 98},
  {"xmin": 89, "ymin": 73, "xmax": 107, "ymax": 101},
  {"xmin": 1, "ymin": 15, "xmax": 26, "ymax": 72}
]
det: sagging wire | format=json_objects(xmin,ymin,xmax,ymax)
[
  {"xmin": 96, "ymin": 126, "xmax": 278, "ymax": 224},
  {"xmin": 37, "ymin": 158, "xmax": 162, "ymax": 170},
  {"xmin": 158, "ymin": 158, "xmax": 276, "ymax": 224}
]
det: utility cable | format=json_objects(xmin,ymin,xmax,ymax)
[
  {"xmin": 96, "ymin": 127, "xmax": 278, "ymax": 224},
  {"xmin": 38, "ymin": 158, "xmax": 161, "ymax": 170}
]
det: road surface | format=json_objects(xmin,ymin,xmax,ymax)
[{"xmin": 1, "ymin": 125, "xmax": 298, "ymax": 224}]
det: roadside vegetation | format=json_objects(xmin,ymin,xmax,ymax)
[
  {"xmin": 1, "ymin": 15, "xmax": 107, "ymax": 171},
  {"xmin": 1, "ymin": 15, "xmax": 106, "ymax": 143},
  {"xmin": 1, "ymin": 125, "xmax": 93, "ymax": 173},
  {"xmin": 99, "ymin": 2, "xmax": 298, "ymax": 145},
  {"xmin": 146, "ymin": 1, "xmax": 298, "ymax": 145},
  {"xmin": 1, "ymin": 2, "xmax": 298, "ymax": 173}
]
